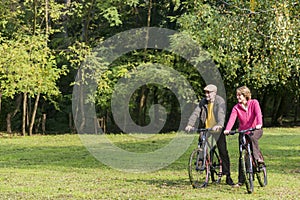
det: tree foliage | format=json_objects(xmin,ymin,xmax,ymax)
[
  {"xmin": 177, "ymin": 1, "xmax": 299, "ymax": 124},
  {"xmin": 0, "ymin": 0, "xmax": 299, "ymax": 134}
]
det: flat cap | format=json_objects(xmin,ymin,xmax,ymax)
[{"xmin": 204, "ymin": 84, "xmax": 217, "ymax": 92}]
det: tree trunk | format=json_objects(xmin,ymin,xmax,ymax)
[
  {"xmin": 6, "ymin": 113, "xmax": 12, "ymax": 134},
  {"xmin": 63, "ymin": 0, "xmax": 71, "ymax": 37},
  {"xmin": 29, "ymin": 93, "xmax": 40, "ymax": 136},
  {"xmin": 33, "ymin": 0, "xmax": 37, "ymax": 35},
  {"xmin": 147, "ymin": 0, "xmax": 152, "ymax": 28},
  {"xmin": 45, "ymin": 0, "xmax": 49, "ymax": 37},
  {"xmin": 35, "ymin": 115, "xmax": 41, "ymax": 134},
  {"xmin": 81, "ymin": 0, "xmax": 94, "ymax": 43},
  {"xmin": 137, "ymin": 0, "xmax": 152, "ymax": 127},
  {"xmin": 260, "ymin": 90, "xmax": 268, "ymax": 125},
  {"xmin": 73, "ymin": 70, "xmax": 85, "ymax": 133},
  {"xmin": 271, "ymin": 94, "xmax": 280, "ymax": 125},
  {"xmin": 79, "ymin": 78, "xmax": 85, "ymax": 132},
  {"xmin": 27, "ymin": 96, "xmax": 31, "ymax": 128},
  {"xmin": 153, "ymin": 86, "xmax": 159, "ymax": 129},
  {"xmin": 22, "ymin": 92, "xmax": 28, "ymax": 136},
  {"xmin": 293, "ymin": 96, "xmax": 299, "ymax": 125},
  {"xmin": 42, "ymin": 113, "xmax": 46, "ymax": 134},
  {"xmin": 276, "ymin": 96, "xmax": 287, "ymax": 126},
  {"xmin": 69, "ymin": 112, "xmax": 75, "ymax": 133},
  {"xmin": 0, "ymin": 92, "xmax": 2, "ymax": 114},
  {"xmin": 6, "ymin": 94, "xmax": 22, "ymax": 133},
  {"xmin": 103, "ymin": 115, "xmax": 106, "ymax": 133},
  {"xmin": 139, "ymin": 86, "xmax": 148, "ymax": 126}
]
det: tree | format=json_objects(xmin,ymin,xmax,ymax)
[
  {"xmin": 177, "ymin": 0, "xmax": 299, "ymax": 125},
  {"xmin": 0, "ymin": 0, "xmax": 67, "ymax": 135},
  {"xmin": 0, "ymin": 34, "xmax": 67, "ymax": 135}
]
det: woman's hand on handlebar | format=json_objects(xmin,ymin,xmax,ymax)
[
  {"xmin": 256, "ymin": 124, "xmax": 262, "ymax": 129},
  {"xmin": 224, "ymin": 130, "xmax": 230, "ymax": 135}
]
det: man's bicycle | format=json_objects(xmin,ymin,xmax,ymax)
[
  {"xmin": 188, "ymin": 128, "xmax": 223, "ymax": 188},
  {"xmin": 228, "ymin": 128, "xmax": 267, "ymax": 193}
]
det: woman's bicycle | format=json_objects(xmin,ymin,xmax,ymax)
[
  {"xmin": 228, "ymin": 128, "xmax": 267, "ymax": 193},
  {"xmin": 188, "ymin": 128, "xmax": 223, "ymax": 188}
]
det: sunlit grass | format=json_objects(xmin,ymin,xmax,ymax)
[{"xmin": 0, "ymin": 127, "xmax": 299, "ymax": 199}]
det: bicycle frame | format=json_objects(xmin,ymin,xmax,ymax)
[
  {"xmin": 198, "ymin": 130, "xmax": 209, "ymax": 170},
  {"xmin": 240, "ymin": 131, "xmax": 255, "ymax": 193},
  {"xmin": 240, "ymin": 132, "xmax": 254, "ymax": 171},
  {"xmin": 229, "ymin": 128, "xmax": 267, "ymax": 193},
  {"xmin": 188, "ymin": 128, "xmax": 223, "ymax": 188}
]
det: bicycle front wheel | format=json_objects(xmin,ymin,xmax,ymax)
[
  {"xmin": 188, "ymin": 148, "xmax": 209, "ymax": 188},
  {"xmin": 257, "ymin": 164, "xmax": 268, "ymax": 187},
  {"xmin": 241, "ymin": 150, "xmax": 254, "ymax": 193},
  {"xmin": 210, "ymin": 147, "xmax": 222, "ymax": 184}
]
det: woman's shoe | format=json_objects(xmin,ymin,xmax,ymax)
[{"xmin": 257, "ymin": 158, "xmax": 264, "ymax": 163}]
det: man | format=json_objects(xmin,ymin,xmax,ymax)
[{"xmin": 185, "ymin": 84, "xmax": 234, "ymax": 186}]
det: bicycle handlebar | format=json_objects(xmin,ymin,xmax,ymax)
[
  {"xmin": 186, "ymin": 128, "xmax": 212, "ymax": 133},
  {"xmin": 195, "ymin": 128, "xmax": 213, "ymax": 132},
  {"xmin": 228, "ymin": 127, "xmax": 257, "ymax": 135}
]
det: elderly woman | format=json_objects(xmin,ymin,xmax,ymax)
[{"xmin": 224, "ymin": 86, "xmax": 265, "ymax": 187}]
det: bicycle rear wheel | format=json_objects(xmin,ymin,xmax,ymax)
[
  {"xmin": 188, "ymin": 148, "xmax": 209, "ymax": 188},
  {"xmin": 241, "ymin": 150, "xmax": 254, "ymax": 193},
  {"xmin": 257, "ymin": 164, "xmax": 268, "ymax": 187}
]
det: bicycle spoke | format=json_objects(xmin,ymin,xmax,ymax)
[
  {"xmin": 257, "ymin": 164, "xmax": 268, "ymax": 187},
  {"xmin": 242, "ymin": 151, "xmax": 254, "ymax": 194},
  {"xmin": 188, "ymin": 148, "xmax": 209, "ymax": 188},
  {"xmin": 210, "ymin": 149, "xmax": 222, "ymax": 184}
]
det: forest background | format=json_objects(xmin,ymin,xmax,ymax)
[{"xmin": 0, "ymin": 0, "xmax": 299, "ymax": 135}]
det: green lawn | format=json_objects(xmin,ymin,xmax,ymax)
[{"xmin": 0, "ymin": 127, "xmax": 299, "ymax": 199}]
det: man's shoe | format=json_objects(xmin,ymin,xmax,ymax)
[
  {"xmin": 232, "ymin": 182, "xmax": 243, "ymax": 188},
  {"xmin": 226, "ymin": 176, "xmax": 234, "ymax": 186}
]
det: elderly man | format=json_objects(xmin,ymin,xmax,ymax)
[{"xmin": 185, "ymin": 84, "xmax": 234, "ymax": 186}]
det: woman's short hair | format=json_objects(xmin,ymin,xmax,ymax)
[{"xmin": 236, "ymin": 86, "xmax": 252, "ymax": 100}]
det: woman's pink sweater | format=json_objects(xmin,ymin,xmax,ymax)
[{"xmin": 225, "ymin": 99, "xmax": 263, "ymax": 133}]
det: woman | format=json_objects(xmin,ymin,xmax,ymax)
[{"xmin": 224, "ymin": 86, "xmax": 264, "ymax": 187}]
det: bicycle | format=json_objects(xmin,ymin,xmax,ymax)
[
  {"xmin": 188, "ymin": 128, "xmax": 223, "ymax": 188},
  {"xmin": 228, "ymin": 128, "xmax": 267, "ymax": 193}
]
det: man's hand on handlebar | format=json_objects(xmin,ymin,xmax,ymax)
[
  {"xmin": 185, "ymin": 125, "xmax": 223, "ymax": 133},
  {"xmin": 212, "ymin": 125, "xmax": 222, "ymax": 131},
  {"xmin": 185, "ymin": 125, "xmax": 194, "ymax": 132}
]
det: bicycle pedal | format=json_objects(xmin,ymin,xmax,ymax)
[
  {"xmin": 199, "ymin": 182, "xmax": 208, "ymax": 188},
  {"xmin": 259, "ymin": 163, "xmax": 266, "ymax": 168}
]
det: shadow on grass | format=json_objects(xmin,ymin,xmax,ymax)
[
  {"xmin": 126, "ymin": 177, "xmax": 191, "ymax": 188},
  {"xmin": 0, "ymin": 133, "xmax": 299, "ymax": 175},
  {"xmin": 258, "ymin": 134, "xmax": 300, "ymax": 174},
  {"xmin": 0, "ymin": 144, "xmax": 102, "ymax": 169},
  {"xmin": 124, "ymin": 177, "xmax": 235, "ymax": 193}
]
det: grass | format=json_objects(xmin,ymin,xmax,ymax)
[{"xmin": 0, "ymin": 127, "xmax": 299, "ymax": 199}]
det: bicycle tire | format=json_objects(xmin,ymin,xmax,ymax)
[
  {"xmin": 257, "ymin": 164, "xmax": 268, "ymax": 187},
  {"xmin": 210, "ymin": 147, "xmax": 222, "ymax": 184},
  {"xmin": 188, "ymin": 148, "xmax": 209, "ymax": 188},
  {"xmin": 242, "ymin": 150, "xmax": 254, "ymax": 193}
]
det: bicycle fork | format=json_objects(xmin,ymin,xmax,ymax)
[{"xmin": 246, "ymin": 144, "xmax": 254, "ymax": 175}]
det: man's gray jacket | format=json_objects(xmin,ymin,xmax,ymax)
[{"xmin": 187, "ymin": 95, "xmax": 226, "ymax": 129}]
